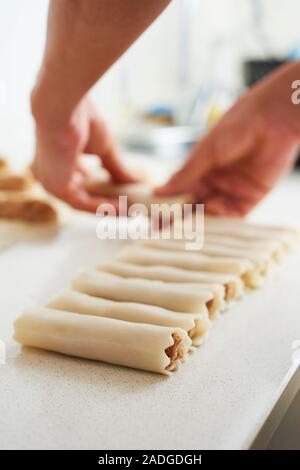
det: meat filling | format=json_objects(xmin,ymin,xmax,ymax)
[
  {"xmin": 206, "ymin": 298, "xmax": 219, "ymax": 317},
  {"xmin": 224, "ymin": 282, "xmax": 236, "ymax": 301},
  {"xmin": 165, "ymin": 333, "xmax": 185, "ymax": 370}
]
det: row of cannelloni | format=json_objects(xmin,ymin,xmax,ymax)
[{"xmin": 14, "ymin": 217, "xmax": 299, "ymax": 375}]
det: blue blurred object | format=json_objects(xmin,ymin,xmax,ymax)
[{"xmin": 288, "ymin": 42, "xmax": 300, "ymax": 61}]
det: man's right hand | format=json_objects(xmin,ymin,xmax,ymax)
[{"xmin": 157, "ymin": 62, "xmax": 300, "ymax": 217}]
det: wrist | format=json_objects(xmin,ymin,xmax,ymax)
[
  {"xmin": 31, "ymin": 64, "xmax": 82, "ymax": 134},
  {"xmin": 31, "ymin": 80, "xmax": 84, "ymax": 157}
]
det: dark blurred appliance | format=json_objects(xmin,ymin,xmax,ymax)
[
  {"xmin": 243, "ymin": 59, "xmax": 286, "ymax": 87},
  {"xmin": 243, "ymin": 58, "xmax": 300, "ymax": 167}
]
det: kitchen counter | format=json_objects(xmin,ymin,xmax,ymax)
[{"xmin": 1, "ymin": 172, "xmax": 300, "ymax": 450}]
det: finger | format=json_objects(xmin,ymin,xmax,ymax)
[
  {"xmin": 191, "ymin": 178, "xmax": 214, "ymax": 202},
  {"xmin": 66, "ymin": 171, "xmax": 120, "ymax": 213},
  {"xmin": 198, "ymin": 171, "xmax": 265, "ymax": 217},
  {"xmin": 67, "ymin": 190, "xmax": 119, "ymax": 214},
  {"xmin": 101, "ymin": 143, "xmax": 140, "ymax": 184},
  {"xmin": 156, "ymin": 111, "xmax": 263, "ymax": 197},
  {"xmin": 204, "ymin": 123, "xmax": 300, "ymax": 214},
  {"xmin": 197, "ymin": 120, "xmax": 300, "ymax": 215},
  {"xmin": 75, "ymin": 160, "xmax": 89, "ymax": 177},
  {"xmin": 248, "ymin": 121, "xmax": 300, "ymax": 187},
  {"xmin": 155, "ymin": 134, "xmax": 214, "ymax": 196},
  {"xmin": 202, "ymin": 166, "xmax": 268, "ymax": 202},
  {"xmin": 204, "ymin": 194, "xmax": 253, "ymax": 218},
  {"xmin": 87, "ymin": 116, "xmax": 139, "ymax": 184}
]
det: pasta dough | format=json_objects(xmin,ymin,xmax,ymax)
[
  {"xmin": 14, "ymin": 307, "xmax": 192, "ymax": 375},
  {"xmin": 169, "ymin": 216, "xmax": 287, "ymax": 259},
  {"xmin": 48, "ymin": 289, "xmax": 211, "ymax": 346},
  {"xmin": 98, "ymin": 261, "xmax": 243, "ymax": 301},
  {"xmin": 86, "ymin": 180, "xmax": 190, "ymax": 211},
  {"xmin": 72, "ymin": 270, "xmax": 215, "ymax": 314},
  {"xmin": 12, "ymin": 209, "xmax": 299, "ymax": 375},
  {"xmin": 0, "ymin": 170, "xmax": 33, "ymax": 191},
  {"xmin": 0, "ymin": 157, "xmax": 57, "ymax": 224},
  {"xmin": 176, "ymin": 282, "xmax": 225, "ymax": 315},
  {"xmin": 199, "ymin": 234, "xmax": 284, "ymax": 262},
  {"xmin": 142, "ymin": 239, "xmax": 272, "ymax": 276},
  {"xmin": 0, "ymin": 192, "xmax": 57, "ymax": 223},
  {"xmin": 118, "ymin": 245, "xmax": 261, "ymax": 288},
  {"xmin": 203, "ymin": 216, "xmax": 299, "ymax": 250},
  {"xmin": 95, "ymin": 265, "xmax": 225, "ymax": 318}
]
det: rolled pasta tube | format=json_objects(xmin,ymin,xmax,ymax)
[
  {"xmin": 118, "ymin": 246, "xmax": 260, "ymax": 287},
  {"xmin": 175, "ymin": 283, "xmax": 225, "ymax": 316},
  {"xmin": 14, "ymin": 307, "xmax": 192, "ymax": 375},
  {"xmin": 202, "ymin": 234, "xmax": 284, "ymax": 262},
  {"xmin": 170, "ymin": 226, "xmax": 284, "ymax": 261},
  {"xmin": 0, "ymin": 157, "xmax": 7, "ymax": 169},
  {"xmin": 98, "ymin": 261, "xmax": 243, "ymax": 301},
  {"xmin": 255, "ymin": 223, "xmax": 300, "ymax": 241},
  {"xmin": 204, "ymin": 225, "xmax": 294, "ymax": 251},
  {"xmin": 203, "ymin": 217, "xmax": 298, "ymax": 250},
  {"xmin": 205, "ymin": 215, "xmax": 299, "ymax": 236},
  {"xmin": 0, "ymin": 171, "xmax": 33, "ymax": 191},
  {"xmin": 201, "ymin": 244, "xmax": 273, "ymax": 276},
  {"xmin": 0, "ymin": 192, "xmax": 57, "ymax": 223},
  {"xmin": 93, "ymin": 264, "xmax": 224, "ymax": 318},
  {"xmin": 48, "ymin": 289, "xmax": 211, "ymax": 346},
  {"xmin": 142, "ymin": 240, "xmax": 274, "ymax": 276},
  {"xmin": 72, "ymin": 270, "xmax": 214, "ymax": 314},
  {"xmin": 142, "ymin": 239, "xmax": 272, "ymax": 276},
  {"xmin": 86, "ymin": 180, "xmax": 190, "ymax": 212}
]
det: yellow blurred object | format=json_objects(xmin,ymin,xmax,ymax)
[{"xmin": 207, "ymin": 101, "xmax": 223, "ymax": 127}]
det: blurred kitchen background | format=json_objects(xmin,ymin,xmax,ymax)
[{"xmin": 1, "ymin": 0, "xmax": 300, "ymax": 168}]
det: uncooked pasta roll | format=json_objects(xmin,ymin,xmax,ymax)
[
  {"xmin": 0, "ymin": 192, "xmax": 57, "ymax": 223},
  {"xmin": 0, "ymin": 157, "xmax": 7, "ymax": 169},
  {"xmin": 205, "ymin": 216, "xmax": 299, "ymax": 235},
  {"xmin": 0, "ymin": 171, "xmax": 33, "ymax": 191},
  {"xmin": 202, "ymin": 234, "xmax": 284, "ymax": 262},
  {"xmin": 95, "ymin": 264, "xmax": 225, "ymax": 317},
  {"xmin": 14, "ymin": 307, "xmax": 192, "ymax": 375},
  {"xmin": 204, "ymin": 216, "xmax": 298, "ymax": 250},
  {"xmin": 86, "ymin": 180, "xmax": 190, "ymax": 212},
  {"xmin": 98, "ymin": 261, "xmax": 243, "ymax": 301},
  {"xmin": 202, "ymin": 243, "xmax": 272, "ymax": 275},
  {"xmin": 170, "ymin": 221, "xmax": 284, "ymax": 261},
  {"xmin": 256, "ymin": 223, "xmax": 300, "ymax": 240},
  {"xmin": 142, "ymin": 239, "xmax": 273, "ymax": 276},
  {"xmin": 72, "ymin": 270, "xmax": 214, "ymax": 314},
  {"xmin": 118, "ymin": 245, "xmax": 260, "ymax": 288},
  {"xmin": 48, "ymin": 289, "xmax": 211, "ymax": 346},
  {"xmin": 177, "ymin": 282, "xmax": 225, "ymax": 316}
]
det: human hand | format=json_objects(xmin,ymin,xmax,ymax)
[
  {"xmin": 157, "ymin": 63, "xmax": 300, "ymax": 217},
  {"xmin": 31, "ymin": 95, "xmax": 137, "ymax": 212}
]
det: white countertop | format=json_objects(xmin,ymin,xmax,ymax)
[{"xmin": 1, "ymin": 172, "xmax": 300, "ymax": 450}]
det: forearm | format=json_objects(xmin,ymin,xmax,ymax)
[
  {"xmin": 252, "ymin": 60, "xmax": 300, "ymax": 136},
  {"xmin": 32, "ymin": 0, "xmax": 171, "ymax": 126}
]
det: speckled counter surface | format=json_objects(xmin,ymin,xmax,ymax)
[{"xmin": 1, "ymin": 174, "xmax": 300, "ymax": 450}]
